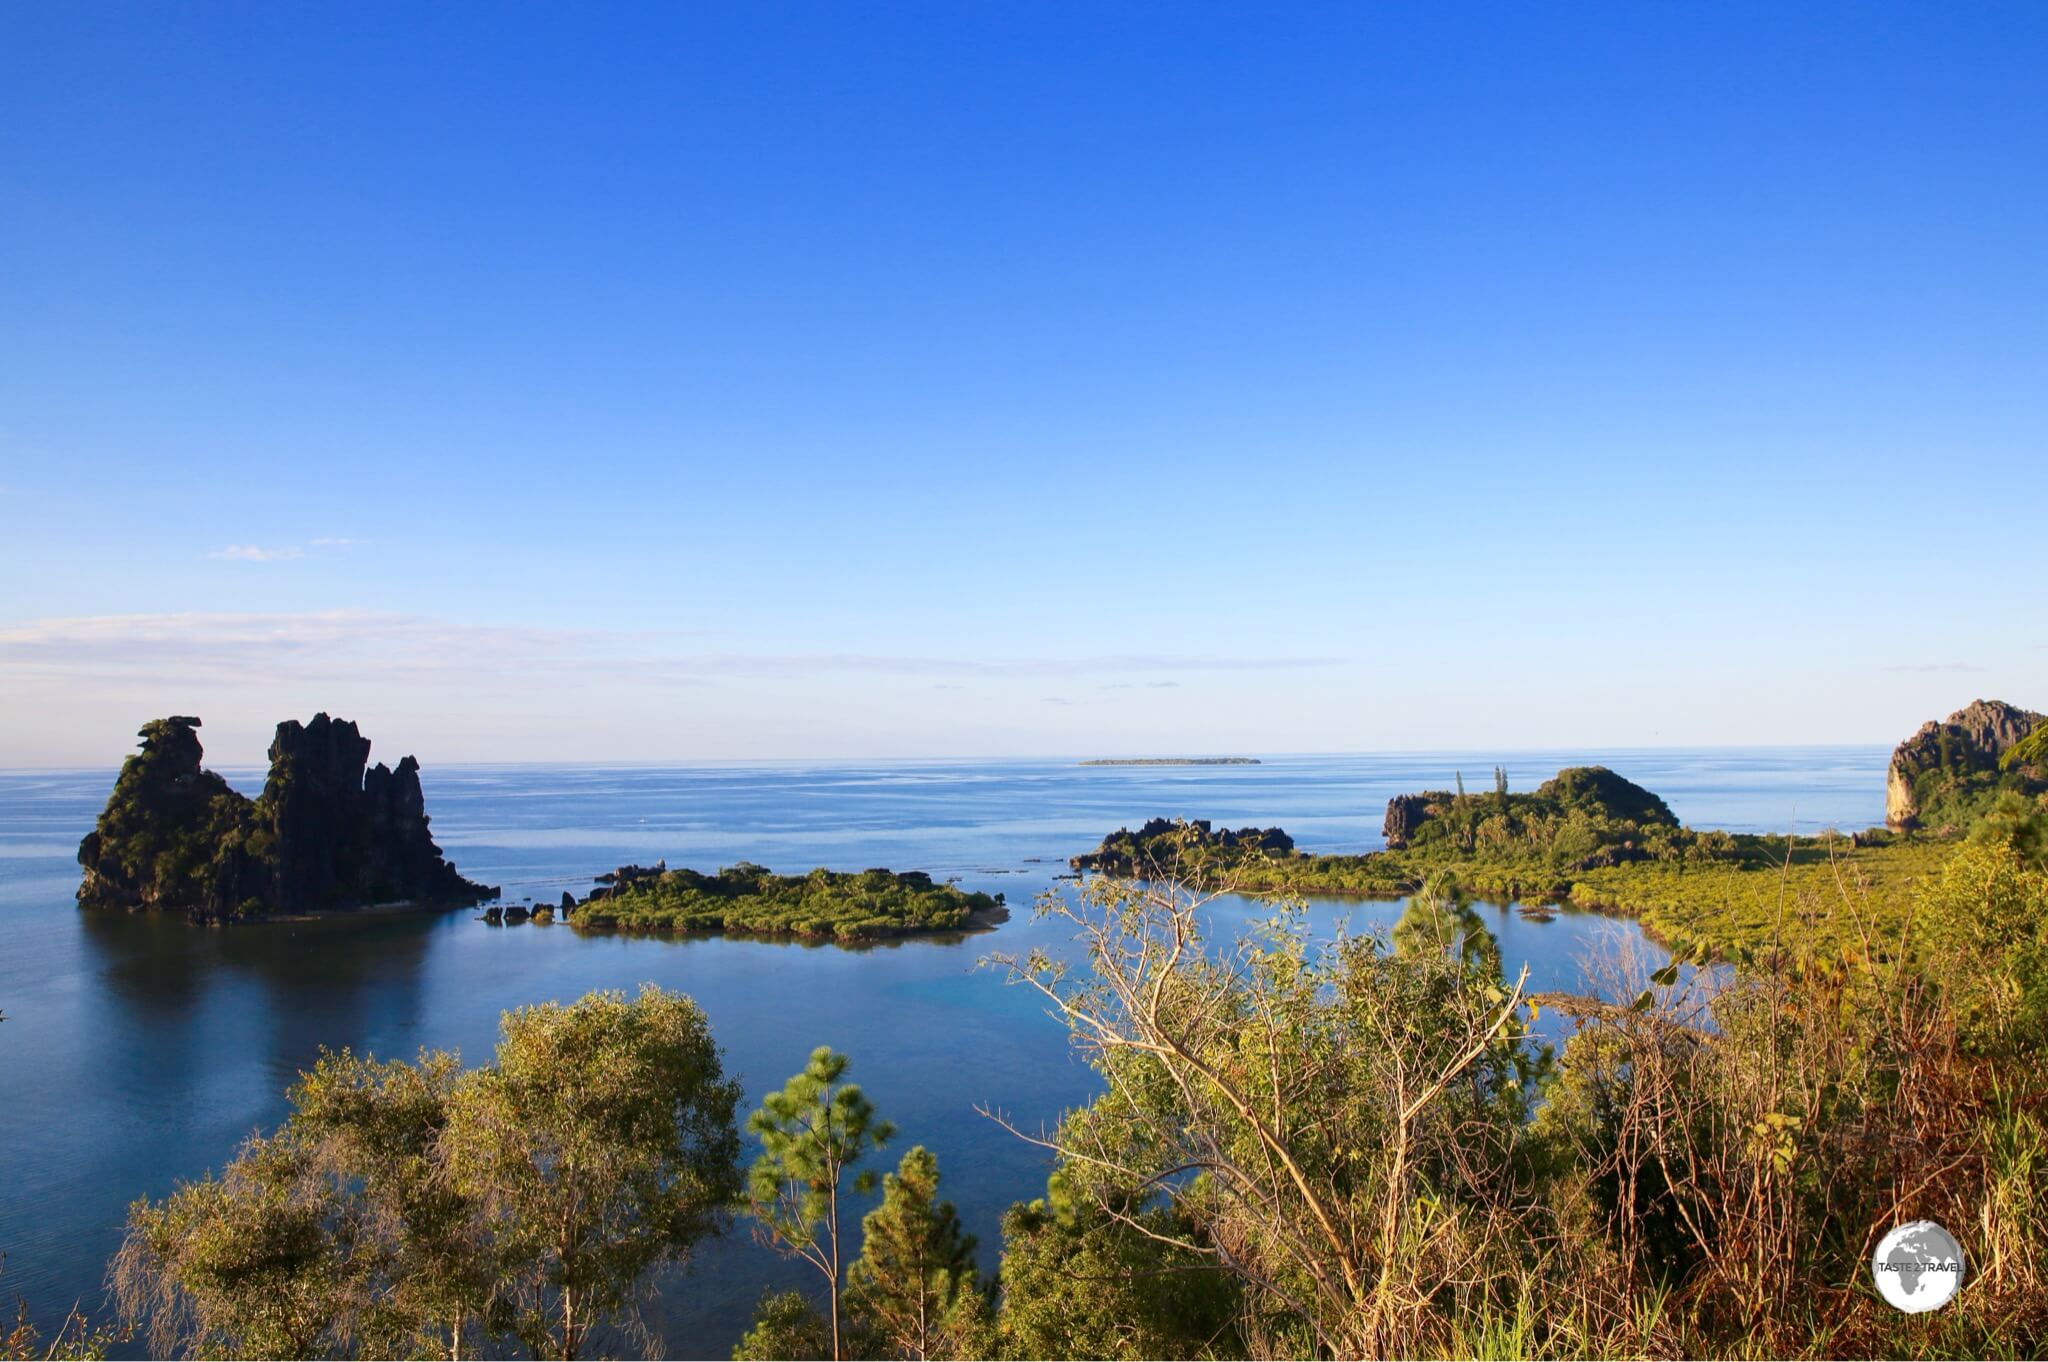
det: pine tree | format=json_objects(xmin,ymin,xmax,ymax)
[
  {"xmin": 745, "ymin": 1048, "xmax": 894, "ymax": 1360},
  {"xmin": 1393, "ymin": 872, "xmax": 1501, "ymax": 979},
  {"xmin": 845, "ymin": 1147, "xmax": 987, "ymax": 1361},
  {"xmin": 731, "ymin": 1291, "xmax": 832, "ymax": 1362}
]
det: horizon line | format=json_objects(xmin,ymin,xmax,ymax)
[{"xmin": 0, "ymin": 739, "xmax": 1900, "ymax": 776}]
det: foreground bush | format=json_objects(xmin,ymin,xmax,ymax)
[
  {"xmin": 988, "ymin": 843, "xmax": 2048, "ymax": 1358},
  {"xmin": 112, "ymin": 986, "xmax": 742, "ymax": 1360}
]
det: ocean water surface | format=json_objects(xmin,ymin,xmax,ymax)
[{"xmin": 0, "ymin": 748, "xmax": 1887, "ymax": 1354}]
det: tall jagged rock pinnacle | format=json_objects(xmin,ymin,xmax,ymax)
[{"xmin": 77, "ymin": 714, "xmax": 494, "ymax": 920}]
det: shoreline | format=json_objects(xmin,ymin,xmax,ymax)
[
  {"xmin": 561, "ymin": 896, "xmax": 1012, "ymax": 945},
  {"xmin": 1059, "ymin": 867, "xmax": 1701, "ymax": 953},
  {"xmin": 259, "ymin": 898, "xmax": 487, "ymax": 924},
  {"xmin": 78, "ymin": 896, "xmax": 488, "ymax": 925}
]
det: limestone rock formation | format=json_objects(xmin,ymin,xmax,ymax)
[
  {"xmin": 78, "ymin": 714, "xmax": 494, "ymax": 920},
  {"xmin": 1534, "ymin": 766, "xmax": 1677, "ymax": 827},
  {"xmin": 1379, "ymin": 766, "xmax": 1677, "ymax": 852},
  {"xmin": 1885, "ymin": 699, "xmax": 2046, "ymax": 831},
  {"xmin": 76, "ymin": 717, "xmax": 258, "ymax": 912},
  {"xmin": 1070, "ymin": 818, "xmax": 1295, "ymax": 874},
  {"xmin": 1382, "ymin": 792, "xmax": 1453, "ymax": 850}
]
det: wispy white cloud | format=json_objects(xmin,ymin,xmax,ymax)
[
  {"xmin": 1884, "ymin": 662, "xmax": 1984, "ymax": 674},
  {"xmin": 311, "ymin": 536, "xmax": 368, "ymax": 547},
  {"xmin": 0, "ymin": 611, "xmax": 602, "ymax": 691},
  {"xmin": 0, "ymin": 610, "xmax": 1344, "ymax": 692},
  {"xmin": 207, "ymin": 544, "xmax": 304, "ymax": 562},
  {"xmin": 675, "ymin": 653, "xmax": 1339, "ymax": 679}
]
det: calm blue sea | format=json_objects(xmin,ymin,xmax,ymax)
[{"xmin": 0, "ymin": 748, "xmax": 1887, "ymax": 1355}]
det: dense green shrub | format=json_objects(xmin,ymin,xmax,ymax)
[
  {"xmin": 113, "ymin": 987, "xmax": 742, "ymax": 1361},
  {"xmin": 994, "ymin": 847, "xmax": 2048, "ymax": 1358},
  {"xmin": 576, "ymin": 863, "xmax": 1000, "ymax": 939}
]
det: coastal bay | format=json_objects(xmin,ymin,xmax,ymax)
[{"xmin": 0, "ymin": 749, "xmax": 1887, "ymax": 1355}]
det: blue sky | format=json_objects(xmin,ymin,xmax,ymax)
[{"xmin": 2, "ymin": 2, "xmax": 2043, "ymax": 766}]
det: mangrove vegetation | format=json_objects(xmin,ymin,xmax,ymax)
[
  {"xmin": 79, "ymin": 801, "xmax": 2048, "ymax": 1359},
  {"xmin": 570, "ymin": 863, "xmax": 1002, "ymax": 940},
  {"xmin": 29, "ymin": 699, "xmax": 2048, "ymax": 1359}
]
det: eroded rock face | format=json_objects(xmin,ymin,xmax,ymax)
[
  {"xmin": 78, "ymin": 713, "xmax": 494, "ymax": 919},
  {"xmin": 1885, "ymin": 766, "xmax": 1917, "ymax": 830},
  {"xmin": 265, "ymin": 714, "xmax": 375, "ymax": 914},
  {"xmin": 1382, "ymin": 792, "xmax": 1451, "ymax": 850},
  {"xmin": 1885, "ymin": 699, "xmax": 2046, "ymax": 830},
  {"xmin": 364, "ymin": 754, "xmax": 480, "ymax": 908}
]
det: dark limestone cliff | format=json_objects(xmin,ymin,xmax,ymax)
[
  {"xmin": 1382, "ymin": 792, "xmax": 1454, "ymax": 850},
  {"xmin": 78, "ymin": 714, "xmax": 493, "ymax": 920},
  {"xmin": 1885, "ymin": 699, "xmax": 2046, "ymax": 831}
]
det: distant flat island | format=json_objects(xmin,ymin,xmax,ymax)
[{"xmin": 1079, "ymin": 757, "xmax": 1262, "ymax": 766}]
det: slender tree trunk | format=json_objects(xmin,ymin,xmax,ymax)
[
  {"xmin": 827, "ymin": 1183, "xmax": 842, "ymax": 1360},
  {"xmin": 559, "ymin": 1160, "xmax": 581, "ymax": 1361}
]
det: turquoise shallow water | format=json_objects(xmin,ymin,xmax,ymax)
[{"xmin": 0, "ymin": 748, "xmax": 1887, "ymax": 1355}]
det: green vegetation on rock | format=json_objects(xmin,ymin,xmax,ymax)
[
  {"xmin": 1381, "ymin": 764, "xmax": 1682, "ymax": 859},
  {"xmin": 75, "ymin": 717, "xmax": 267, "ymax": 915},
  {"xmin": 77, "ymin": 715, "xmax": 491, "ymax": 921},
  {"xmin": 572, "ymin": 863, "xmax": 1001, "ymax": 939},
  {"xmin": 1886, "ymin": 698, "xmax": 2046, "ymax": 832},
  {"xmin": 1070, "ymin": 818, "xmax": 1295, "ymax": 876}
]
